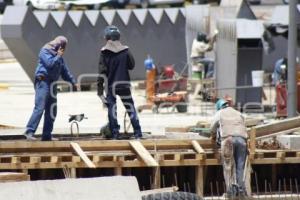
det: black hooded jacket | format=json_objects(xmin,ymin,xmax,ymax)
[{"xmin": 97, "ymin": 40, "xmax": 135, "ymax": 96}]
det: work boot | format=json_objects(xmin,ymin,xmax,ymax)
[{"xmin": 24, "ymin": 132, "xmax": 37, "ymax": 141}]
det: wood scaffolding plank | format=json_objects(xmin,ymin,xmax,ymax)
[
  {"xmin": 255, "ymin": 116, "xmax": 300, "ymax": 137},
  {"xmin": 0, "ymin": 172, "xmax": 30, "ymax": 183},
  {"xmin": 249, "ymin": 128, "xmax": 256, "ymax": 160},
  {"xmin": 141, "ymin": 186, "xmax": 178, "ymax": 196},
  {"xmin": 70, "ymin": 142, "xmax": 96, "ymax": 168},
  {"xmin": 129, "ymin": 141, "xmax": 159, "ymax": 167},
  {"xmin": 192, "ymin": 140, "xmax": 205, "ymax": 160},
  {"xmin": 0, "ymin": 139, "xmax": 213, "ymax": 153}
]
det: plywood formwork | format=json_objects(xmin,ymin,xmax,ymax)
[{"xmin": 1, "ymin": 116, "xmax": 300, "ymax": 197}]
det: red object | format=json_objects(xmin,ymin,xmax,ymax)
[
  {"xmin": 156, "ymin": 78, "xmax": 187, "ymax": 93},
  {"xmin": 276, "ymin": 83, "xmax": 300, "ymax": 117},
  {"xmin": 276, "ymin": 83, "xmax": 287, "ymax": 117},
  {"xmin": 162, "ymin": 65, "xmax": 175, "ymax": 79}
]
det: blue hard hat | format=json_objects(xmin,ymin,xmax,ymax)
[
  {"xmin": 216, "ymin": 99, "xmax": 228, "ymax": 111},
  {"xmin": 104, "ymin": 25, "xmax": 120, "ymax": 41},
  {"xmin": 144, "ymin": 57, "xmax": 154, "ymax": 70}
]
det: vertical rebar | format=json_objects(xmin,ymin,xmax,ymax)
[
  {"xmin": 150, "ymin": 175, "xmax": 153, "ymax": 189},
  {"xmin": 210, "ymin": 181, "xmax": 214, "ymax": 199},
  {"xmin": 279, "ymin": 179, "xmax": 281, "ymax": 199},
  {"xmin": 295, "ymin": 178, "xmax": 299, "ymax": 200},
  {"xmin": 184, "ymin": 182, "xmax": 187, "ymax": 192},
  {"xmin": 174, "ymin": 173, "xmax": 178, "ymax": 187},
  {"xmin": 162, "ymin": 175, "xmax": 165, "ymax": 188},
  {"xmin": 290, "ymin": 178, "xmax": 293, "ymax": 195},
  {"xmin": 187, "ymin": 182, "xmax": 191, "ymax": 193},
  {"xmin": 264, "ymin": 179, "xmax": 268, "ymax": 196},
  {"xmin": 216, "ymin": 181, "xmax": 220, "ymax": 197},
  {"xmin": 269, "ymin": 182, "xmax": 273, "ymax": 200},
  {"xmin": 255, "ymin": 172, "xmax": 259, "ymax": 195},
  {"xmin": 284, "ymin": 178, "xmax": 287, "ymax": 197}
]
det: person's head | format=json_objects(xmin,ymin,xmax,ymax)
[
  {"xmin": 52, "ymin": 36, "xmax": 68, "ymax": 51},
  {"xmin": 215, "ymin": 99, "xmax": 229, "ymax": 111},
  {"xmin": 104, "ymin": 25, "xmax": 120, "ymax": 41},
  {"xmin": 196, "ymin": 32, "xmax": 208, "ymax": 43},
  {"xmin": 44, "ymin": 36, "xmax": 68, "ymax": 54}
]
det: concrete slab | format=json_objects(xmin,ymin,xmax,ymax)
[
  {"xmin": 0, "ymin": 176, "xmax": 141, "ymax": 200},
  {"xmin": 0, "ymin": 62, "xmax": 215, "ymax": 136}
]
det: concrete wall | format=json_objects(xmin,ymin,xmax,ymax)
[{"xmin": 1, "ymin": 6, "xmax": 187, "ymax": 83}]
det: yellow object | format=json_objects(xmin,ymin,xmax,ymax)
[{"xmin": 0, "ymin": 83, "xmax": 9, "ymax": 91}]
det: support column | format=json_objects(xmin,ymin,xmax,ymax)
[
  {"xmin": 152, "ymin": 167, "xmax": 161, "ymax": 189},
  {"xmin": 287, "ymin": 0, "xmax": 298, "ymax": 117},
  {"xmin": 195, "ymin": 165, "xmax": 204, "ymax": 197},
  {"xmin": 71, "ymin": 168, "xmax": 76, "ymax": 178}
]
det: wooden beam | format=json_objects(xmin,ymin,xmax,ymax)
[
  {"xmin": 0, "ymin": 139, "xmax": 213, "ymax": 154},
  {"xmin": 192, "ymin": 140, "xmax": 205, "ymax": 160},
  {"xmin": 192, "ymin": 140, "xmax": 205, "ymax": 154},
  {"xmin": 195, "ymin": 165, "xmax": 204, "ymax": 197},
  {"xmin": 0, "ymin": 172, "xmax": 30, "ymax": 183},
  {"xmin": 255, "ymin": 116, "xmax": 300, "ymax": 137},
  {"xmin": 129, "ymin": 141, "xmax": 159, "ymax": 167},
  {"xmin": 70, "ymin": 142, "xmax": 96, "ymax": 168},
  {"xmin": 152, "ymin": 167, "xmax": 161, "ymax": 189},
  {"xmin": 249, "ymin": 128, "xmax": 256, "ymax": 160},
  {"xmin": 256, "ymin": 127, "xmax": 300, "ymax": 140},
  {"xmin": 141, "ymin": 186, "xmax": 178, "ymax": 196}
]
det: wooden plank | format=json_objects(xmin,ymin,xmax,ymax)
[
  {"xmin": 276, "ymin": 152, "xmax": 286, "ymax": 159},
  {"xmin": 195, "ymin": 165, "xmax": 204, "ymax": 197},
  {"xmin": 11, "ymin": 157, "xmax": 20, "ymax": 164},
  {"xmin": 256, "ymin": 127, "xmax": 300, "ymax": 140},
  {"xmin": 50, "ymin": 156, "xmax": 59, "ymax": 163},
  {"xmin": 152, "ymin": 167, "xmax": 161, "ymax": 189},
  {"xmin": 255, "ymin": 116, "xmax": 300, "ymax": 137},
  {"xmin": 0, "ymin": 139, "xmax": 213, "ymax": 154},
  {"xmin": 249, "ymin": 128, "xmax": 256, "ymax": 160},
  {"xmin": 129, "ymin": 141, "xmax": 159, "ymax": 167},
  {"xmin": 192, "ymin": 140, "xmax": 205, "ymax": 154},
  {"xmin": 114, "ymin": 156, "xmax": 124, "ymax": 175},
  {"xmin": 30, "ymin": 156, "xmax": 41, "ymax": 164},
  {"xmin": 0, "ymin": 172, "xmax": 30, "ymax": 183},
  {"xmin": 72, "ymin": 156, "xmax": 81, "ymax": 163},
  {"xmin": 70, "ymin": 142, "xmax": 96, "ymax": 168},
  {"xmin": 141, "ymin": 186, "xmax": 178, "ymax": 196},
  {"xmin": 165, "ymin": 127, "xmax": 190, "ymax": 133}
]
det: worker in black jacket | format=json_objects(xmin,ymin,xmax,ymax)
[{"xmin": 97, "ymin": 25, "xmax": 142, "ymax": 139}]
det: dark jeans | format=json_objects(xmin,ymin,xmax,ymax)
[
  {"xmin": 232, "ymin": 136, "xmax": 247, "ymax": 194},
  {"xmin": 25, "ymin": 80, "xmax": 57, "ymax": 141},
  {"xmin": 221, "ymin": 136, "xmax": 247, "ymax": 196},
  {"xmin": 106, "ymin": 87, "xmax": 142, "ymax": 138}
]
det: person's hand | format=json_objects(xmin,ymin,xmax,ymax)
[{"xmin": 57, "ymin": 47, "xmax": 65, "ymax": 56}]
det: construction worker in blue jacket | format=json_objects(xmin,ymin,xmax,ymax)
[
  {"xmin": 97, "ymin": 25, "xmax": 142, "ymax": 139},
  {"xmin": 24, "ymin": 36, "xmax": 77, "ymax": 141}
]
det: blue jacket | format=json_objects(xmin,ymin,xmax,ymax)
[{"xmin": 35, "ymin": 48, "xmax": 76, "ymax": 84}]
